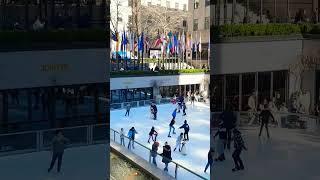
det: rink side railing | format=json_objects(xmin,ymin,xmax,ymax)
[
  {"xmin": 0, "ymin": 124, "xmax": 107, "ymax": 157},
  {"xmin": 211, "ymin": 111, "xmax": 320, "ymax": 132},
  {"xmin": 110, "ymin": 98, "xmax": 172, "ymax": 110},
  {"xmin": 110, "ymin": 128, "xmax": 208, "ymax": 180}
]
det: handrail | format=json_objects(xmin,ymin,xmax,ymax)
[
  {"xmin": 110, "ymin": 128, "xmax": 208, "ymax": 180},
  {"xmin": 212, "ymin": 111, "xmax": 320, "ymax": 119}
]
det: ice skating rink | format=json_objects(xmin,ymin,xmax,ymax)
[
  {"xmin": 111, "ymin": 102, "xmax": 211, "ymax": 179},
  {"xmin": 212, "ymin": 127, "xmax": 320, "ymax": 180},
  {"xmin": 0, "ymin": 144, "xmax": 108, "ymax": 180}
]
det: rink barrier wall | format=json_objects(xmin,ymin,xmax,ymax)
[
  {"xmin": 211, "ymin": 111, "xmax": 320, "ymax": 132},
  {"xmin": 110, "ymin": 98, "xmax": 172, "ymax": 110},
  {"xmin": 110, "ymin": 128, "xmax": 208, "ymax": 180},
  {"xmin": 0, "ymin": 123, "xmax": 107, "ymax": 157}
]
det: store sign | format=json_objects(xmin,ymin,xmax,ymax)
[{"xmin": 40, "ymin": 64, "xmax": 70, "ymax": 72}]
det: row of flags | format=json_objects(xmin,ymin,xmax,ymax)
[{"xmin": 111, "ymin": 30, "xmax": 210, "ymax": 57}]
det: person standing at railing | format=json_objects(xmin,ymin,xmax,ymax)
[
  {"xmin": 48, "ymin": 130, "xmax": 70, "ymax": 173},
  {"xmin": 151, "ymin": 141, "xmax": 159, "ymax": 166},
  {"xmin": 120, "ymin": 128, "xmax": 125, "ymax": 146},
  {"xmin": 204, "ymin": 148, "xmax": 215, "ymax": 173},
  {"xmin": 259, "ymin": 104, "xmax": 275, "ymax": 138},
  {"xmin": 220, "ymin": 104, "xmax": 236, "ymax": 150},
  {"xmin": 168, "ymin": 118, "xmax": 176, "ymax": 137},
  {"xmin": 127, "ymin": 127, "xmax": 138, "ymax": 149},
  {"xmin": 148, "ymin": 127, "xmax": 158, "ymax": 143},
  {"xmin": 179, "ymin": 120, "xmax": 190, "ymax": 141},
  {"xmin": 125, "ymin": 103, "xmax": 131, "ymax": 117},
  {"xmin": 161, "ymin": 142, "xmax": 172, "ymax": 172}
]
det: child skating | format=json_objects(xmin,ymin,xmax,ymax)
[
  {"xmin": 174, "ymin": 133, "xmax": 183, "ymax": 151},
  {"xmin": 148, "ymin": 127, "xmax": 158, "ymax": 143},
  {"xmin": 232, "ymin": 128, "xmax": 247, "ymax": 172}
]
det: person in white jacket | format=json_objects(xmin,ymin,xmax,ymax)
[
  {"xmin": 174, "ymin": 133, "xmax": 183, "ymax": 152},
  {"xmin": 248, "ymin": 92, "xmax": 257, "ymax": 125}
]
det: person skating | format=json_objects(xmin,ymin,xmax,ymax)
[
  {"xmin": 191, "ymin": 93, "xmax": 195, "ymax": 106},
  {"xmin": 120, "ymin": 128, "xmax": 125, "ymax": 146},
  {"xmin": 148, "ymin": 127, "xmax": 158, "ymax": 143},
  {"xmin": 168, "ymin": 118, "xmax": 176, "ymax": 137},
  {"xmin": 174, "ymin": 133, "xmax": 183, "ymax": 151},
  {"xmin": 150, "ymin": 103, "xmax": 158, "ymax": 120},
  {"xmin": 179, "ymin": 120, "xmax": 190, "ymax": 140},
  {"xmin": 125, "ymin": 103, "xmax": 131, "ymax": 116},
  {"xmin": 177, "ymin": 95, "xmax": 184, "ymax": 113},
  {"xmin": 232, "ymin": 129, "xmax": 247, "ymax": 172},
  {"xmin": 220, "ymin": 104, "xmax": 236, "ymax": 150},
  {"xmin": 48, "ymin": 130, "xmax": 69, "ymax": 173},
  {"xmin": 180, "ymin": 139, "xmax": 187, "ymax": 155},
  {"xmin": 182, "ymin": 102, "xmax": 187, "ymax": 116},
  {"xmin": 214, "ymin": 122, "xmax": 227, "ymax": 161},
  {"xmin": 161, "ymin": 142, "xmax": 172, "ymax": 172},
  {"xmin": 259, "ymin": 104, "xmax": 275, "ymax": 138},
  {"xmin": 127, "ymin": 127, "xmax": 138, "ymax": 149},
  {"xmin": 172, "ymin": 108, "xmax": 177, "ymax": 120},
  {"xmin": 204, "ymin": 148, "xmax": 215, "ymax": 173},
  {"xmin": 151, "ymin": 141, "xmax": 159, "ymax": 166}
]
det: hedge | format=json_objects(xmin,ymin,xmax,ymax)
[
  {"xmin": 111, "ymin": 69, "xmax": 209, "ymax": 77},
  {"xmin": 0, "ymin": 29, "xmax": 106, "ymax": 43},
  {"xmin": 212, "ymin": 23, "xmax": 320, "ymax": 38}
]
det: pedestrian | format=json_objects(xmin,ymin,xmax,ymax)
[
  {"xmin": 182, "ymin": 102, "xmax": 187, "ymax": 116},
  {"xmin": 120, "ymin": 128, "xmax": 125, "ymax": 146},
  {"xmin": 174, "ymin": 133, "xmax": 183, "ymax": 151},
  {"xmin": 125, "ymin": 103, "xmax": 131, "ymax": 116},
  {"xmin": 168, "ymin": 118, "xmax": 176, "ymax": 137},
  {"xmin": 214, "ymin": 121, "xmax": 227, "ymax": 161},
  {"xmin": 127, "ymin": 127, "xmax": 138, "ymax": 149},
  {"xmin": 232, "ymin": 129, "xmax": 247, "ymax": 172},
  {"xmin": 259, "ymin": 104, "xmax": 274, "ymax": 138},
  {"xmin": 179, "ymin": 120, "xmax": 190, "ymax": 140},
  {"xmin": 172, "ymin": 108, "xmax": 177, "ymax": 120},
  {"xmin": 148, "ymin": 127, "xmax": 158, "ymax": 143},
  {"xmin": 204, "ymin": 148, "xmax": 215, "ymax": 173},
  {"xmin": 161, "ymin": 142, "xmax": 172, "ymax": 172},
  {"xmin": 180, "ymin": 139, "xmax": 187, "ymax": 155},
  {"xmin": 151, "ymin": 141, "xmax": 159, "ymax": 166},
  {"xmin": 48, "ymin": 130, "xmax": 69, "ymax": 173}
]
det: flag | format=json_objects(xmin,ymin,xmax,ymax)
[
  {"xmin": 181, "ymin": 31, "xmax": 186, "ymax": 52},
  {"xmin": 198, "ymin": 33, "xmax": 202, "ymax": 52},
  {"xmin": 129, "ymin": 32, "xmax": 135, "ymax": 52},
  {"xmin": 115, "ymin": 31, "xmax": 119, "ymax": 52},
  {"xmin": 138, "ymin": 32, "xmax": 144, "ymax": 52},
  {"xmin": 154, "ymin": 30, "xmax": 162, "ymax": 47},
  {"xmin": 121, "ymin": 30, "xmax": 128, "ymax": 52}
]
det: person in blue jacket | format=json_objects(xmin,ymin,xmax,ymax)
[
  {"xmin": 127, "ymin": 127, "xmax": 138, "ymax": 149},
  {"xmin": 179, "ymin": 120, "xmax": 190, "ymax": 140},
  {"xmin": 172, "ymin": 108, "xmax": 177, "ymax": 120}
]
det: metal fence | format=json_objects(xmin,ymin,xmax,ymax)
[
  {"xmin": 110, "ymin": 128, "xmax": 207, "ymax": 180},
  {"xmin": 0, "ymin": 124, "xmax": 107, "ymax": 156},
  {"xmin": 110, "ymin": 98, "xmax": 172, "ymax": 110}
]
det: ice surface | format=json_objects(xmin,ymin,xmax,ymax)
[{"xmin": 111, "ymin": 102, "xmax": 211, "ymax": 179}]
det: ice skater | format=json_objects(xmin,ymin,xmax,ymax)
[
  {"xmin": 125, "ymin": 103, "xmax": 131, "ymax": 117},
  {"xmin": 168, "ymin": 118, "xmax": 176, "ymax": 137},
  {"xmin": 48, "ymin": 130, "xmax": 69, "ymax": 173},
  {"xmin": 214, "ymin": 121, "xmax": 227, "ymax": 161},
  {"xmin": 127, "ymin": 127, "xmax": 138, "ymax": 149},
  {"xmin": 177, "ymin": 95, "xmax": 184, "ymax": 113},
  {"xmin": 220, "ymin": 104, "xmax": 236, "ymax": 150},
  {"xmin": 259, "ymin": 104, "xmax": 274, "ymax": 138},
  {"xmin": 150, "ymin": 102, "xmax": 158, "ymax": 120},
  {"xmin": 232, "ymin": 128, "xmax": 247, "ymax": 172},
  {"xmin": 120, "ymin": 128, "xmax": 125, "ymax": 146},
  {"xmin": 179, "ymin": 120, "xmax": 190, "ymax": 140},
  {"xmin": 204, "ymin": 148, "xmax": 215, "ymax": 173},
  {"xmin": 148, "ymin": 127, "xmax": 158, "ymax": 143},
  {"xmin": 172, "ymin": 108, "xmax": 177, "ymax": 120},
  {"xmin": 180, "ymin": 139, "xmax": 187, "ymax": 155},
  {"xmin": 174, "ymin": 133, "xmax": 183, "ymax": 151},
  {"xmin": 191, "ymin": 93, "xmax": 195, "ymax": 107},
  {"xmin": 161, "ymin": 142, "xmax": 172, "ymax": 172},
  {"xmin": 182, "ymin": 102, "xmax": 187, "ymax": 116},
  {"xmin": 151, "ymin": 141, "xmax": 159, "ymax": 166}
]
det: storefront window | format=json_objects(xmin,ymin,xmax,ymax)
[
  {"xmin": 273, "ymin": 70, "xmax": 287, "ymax": 106},
  {"xmin": 226, "ymin": 75, "xmax": 239, "ymax": 111}
]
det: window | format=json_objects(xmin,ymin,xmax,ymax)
[
  {"xmin": 204, "ymin": 17, "xmax": 210, "ymax": 29},
  {"xmin": 194, "ymin": 0, "xmax": 199, "ymax": 9},
  {"xmin": 193, "ymin": 19, "xmax": 198, "ymax": 31},
  {"xmin": 182, "ymin": 20, "xmax": 187, "ymax": 27},
  {"xmin": 205, "ymin": 0, "xmax": 210, "ymax": 6},
  {"xmin": 128, "ymin": 0, "xmax": 132, "ymax": 7},
  {"xmin": 166, "ymin": 1, "xmax": 170, "ymax": 8},
  {"xmin": 147, "ymin": 2, "xmax": 151, "ymax": 6},
  {"xmin": 183, "ymin": 4, "xmax": 187, "ymax": 11},
  {"xmin": 175, "ymin": 2, "xmax": 179, "ymax": 10}
]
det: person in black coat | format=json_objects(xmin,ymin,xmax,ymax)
[
  {"xmin": 161, "ymin": 142, "xmax": 172, "ymax": 171},
  {"xmin": 182, "ymin": 102, "xmax": 187, "ymax": 116},
  {"xmin": 151, "ymin": 141, "xmax": 159, "ymax": 166},
  {"xmin": 259, "ymin": 104, "xmax": 274, "ymax": 138},
  {"xmin": 232, "ymin": 129, "xmax": 247, "ymax": 172},
  {"xmin": 168, "ymin": 119, "xmax": 176, "ymax": 137},
  {"xmin": 150, "ymin": 103, "xmax": 158, "ymax": 120},
  {"xmin": 179, "ymin": 120, "xmax": 190, "ymax": 140},
  {"xmin": 220, "ymin": 104, "xmax": 236, "ymax": 150},
  {"xmin": 204, "ymin": 148, "xmax": 215, "ymax": 173}
]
